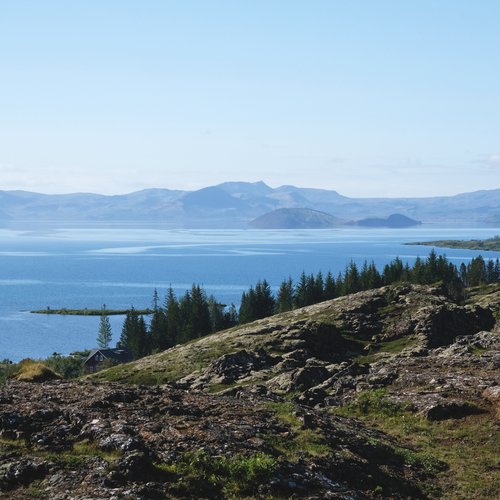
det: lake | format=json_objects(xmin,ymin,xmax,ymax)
[{"xmin": 1, "ymin": 226, "xmax": 499, "ymax": 361}]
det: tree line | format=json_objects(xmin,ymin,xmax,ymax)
[
  {"xmin": 108, "ymin": 251, "xmax": 499, "ymax": 359},
  {"xmin": 237, "ymin": 251, "xmax": 499, "ymax": 323},
  {"xmin": 117, "ymin": 285, "xmax": 237, "ymax": 359}
]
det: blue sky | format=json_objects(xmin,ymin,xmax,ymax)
[{"xmin": 1, "ymin": 0, "xmax": 499, "ymax": 196}]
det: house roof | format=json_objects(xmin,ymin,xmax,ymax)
[{"xmin": 84, "ymin": 348, "xmax": 132, "ymax": 365}]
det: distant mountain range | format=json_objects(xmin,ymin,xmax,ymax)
[{"xmin": 0, "ymin": 181, "xmax": 498, "ymax": 228}]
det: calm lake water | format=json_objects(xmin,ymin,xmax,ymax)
[{"xmin": 1, "ymin": 226, "xmax": 499, "ymax": 361}]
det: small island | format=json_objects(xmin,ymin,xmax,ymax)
[
  {"xmin": 408, "ymin": 235, "xmax": 500, "ymax": 251},
  {"xmin": 31, "ymin": 307, "xmax": 153, "ymax": 316}
]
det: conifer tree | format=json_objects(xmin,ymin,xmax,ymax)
[
  {"xmin": 120, "ymin": 307, "xmax": 148, "ymax": 359},
  {"xmin": 294, "ymin": 272, "xmax": 309, "ymax": 308},
  {"xmin": 164, "ymin": 287, "xmax": 180, "ymax": 348},
  {"xmin": 190, "ymin": 284, "xmax": 211, "ymax": 338},
  {"xmin": 254, "ymin": 280, "xmax": 275, "ymax": 318},
  {"xmin": 238, "ymin": 290, "xmax": 253, "ymax": 324},
  {"xmin": 96, "ymin": 304, "xmax": 112, "ymax": 348},
  {"xmin": 324, "ymin": 271, "xmax": 337, "ymax": 300},
  {"xmin": 344, "ymin": 261, "xmax": 360, "ymax": 294},
  {"xmin": 312, "ymin": 271, "xmax": 324, "ymax": 303},
  {"xmin": 275, "ymin": 277, "xmax": 294, "ymax": 313}
]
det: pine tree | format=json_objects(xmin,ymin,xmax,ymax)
[
  {"xmin": 275, "ymin": 277, "xmax": 294, "ymax": 313},
  {"xmin": 190, "ymin": 284, "xmax": 211, "ymax": 338},
  {"xmin": 238, "ymin": 290, "xmax": 253, "ymax": 324},
  {"xmin": 178, "ymin": 290, "xmax": 193, "ymax": 342},
  {"xmin": 344, "ymin": 261, "xmax": 360, "ymax": 294},
  {"xmin": 96, "ymin": 304, "xmax": 112, "ymax": 348},
  {"xmin": 164, "ymin": 287, "xmax": 180, "ymax": 348},
  {"xmin": 324, "ymin": 271, "xmax": 337, "ymax": 300},
  {"xmin": 467, "ymin": 256, "xmax": 486, "ymax": 286},
  {"xmin": 312, "ymin": 271, "xmax": 324, "ymax": 303},
  {"xmin": 294, "ymin": 272, "xmax": 309, "ymax": 308},
  {"xmin": 149, "ymin": 307, "xmax": 166, "ymax": 352},
  {"xmin": 412, "ymin": 257, "xmax": 425, "ymax": 284},
  {"xmin": 254, "ymin": 280, "xmax": 275, "ymax": 318},
  {"xmin": 120, "ymin": 307, "xmax": 148, "ymax": 359},
  {"xmin": 152, "ymin": 288, "xmax": 160, "ymax": 311}
]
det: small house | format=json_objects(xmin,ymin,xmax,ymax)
[{"xmin": 84, "ymin": 344, "xmax": 132, "ymax": 373}]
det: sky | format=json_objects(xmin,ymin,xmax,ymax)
[{"xmin": 0, "ymin": 0, "xmax": 499, "ymax": 198}]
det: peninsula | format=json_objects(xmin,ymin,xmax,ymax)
[{"xmin": 409, "ymin": 235, "xmax": 500, "ymax": 252}]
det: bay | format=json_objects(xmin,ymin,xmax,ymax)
[{"xmin": 1, "ymin": 226, "xmax": 499, "ymax": 361}]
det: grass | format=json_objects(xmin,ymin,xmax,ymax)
[
  {"xmin": 263, "ymin": 401, "xmax": 331, "ymax": 460},
  {"xmin": 468, "ymin": 345, "xmax": 489, "ymax": 356},
  {"xmin": 354, "ymin": 336, "xmax": 418, "ymax": 364},
  {"xmin": 46, "ymin": 440, "xmax": 122, "ymax": 470},
  {"xmin": 156, "ymin": 450, "xmax": 278, "ymax": 497},
  {"xmin": 0, "ymin": 361, "xmax": 19, "ymax": 384},
  {"xmin": 26, "ymin": 485, "xmax": 45, "ymax": 497},
  {"xmin": 0, "ymin": 436, "xmax": 26, "ymax": 453},
  {"xmin": 13, "ymin": 359, "xmax": 61, "ymax": 382},
  {"xmin": 335, "ymin": 388, "xmax": 410, "ymax": 418},
  {"xmin": 90, "ymin": 338, "xmax": 239, "ymax": 384},
  {"xmin": 333, "ymin": 389, "xmax": 500, "ymax": 499},
  {"xmin": 0, "ymin": 436, "xmax": 121, "ymax": 473}
]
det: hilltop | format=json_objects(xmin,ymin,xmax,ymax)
[
  {"xmin": 249, "ymin": 208, "xmax": 345, "ymax": 229},
  {"xmin": 1, "ymin": 283, "xmax": 499, "ymax": 498}
]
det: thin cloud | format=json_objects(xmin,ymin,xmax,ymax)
[{"xmin": 473, "ymin": 154, "xmax": 500, "ymax": 170}]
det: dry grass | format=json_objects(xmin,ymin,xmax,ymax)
[{"xmin": 14, "ymin": 359, "xmax": 61, "ymax": 382}]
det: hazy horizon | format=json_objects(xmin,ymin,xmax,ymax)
[{"xmin": 1, "ymin": 179, "xmax": 499, "ymax": 199}]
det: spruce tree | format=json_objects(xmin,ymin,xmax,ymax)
[
  {"xmin": 294, "ymin": 272, "xmax": 309, "ymax": 308},
  {"xmin": 238, "ymin": 290, "xmax": 253, "ymax": 324},
  {"xmin": 164, "ymin": 287, "xmax": 180, "ymax": 348},
  {"xmin": 190, "ymin": 284, "xmax": 211, "ymax": 338},
  {"xmin": 96, "ymin": 305, "xmax": 112, "ymax": 348},
  {"xmin": 324, "ymin": 271, "xmax": 337, "ymax": 300},
  {"xmin": 275, "ymin": 277, "xmax": 294, "ymax": 313},
  {"xmin": 120, "ymin": 307, "xmax": 148, "ymax": 359}
]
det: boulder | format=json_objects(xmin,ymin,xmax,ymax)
[
  {"xmin": 205, "ymin": 348, "xmax": 278, "ymax": 384},
  {"xmin": 115, "ymin": 451, "xmax": 153, "ymax": 481},
  {"xmin": 482, "ymin": 386, "xmax": 500, "ymax": 419},
  {"xmin": 424, "ymin": 401, "xmax": 484, "ymax": 421}
]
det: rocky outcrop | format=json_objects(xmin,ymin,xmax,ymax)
[
  {"xmin": 107, "ymin": 285, "xmax": 495, "ymax": 404},
  {"xmin": 0, "ymin": 381, "xmax": 434, "ymax": 499},
  {"xmin": 87, "ymin": 284, "xmax": 500, "ymax": 428}
]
